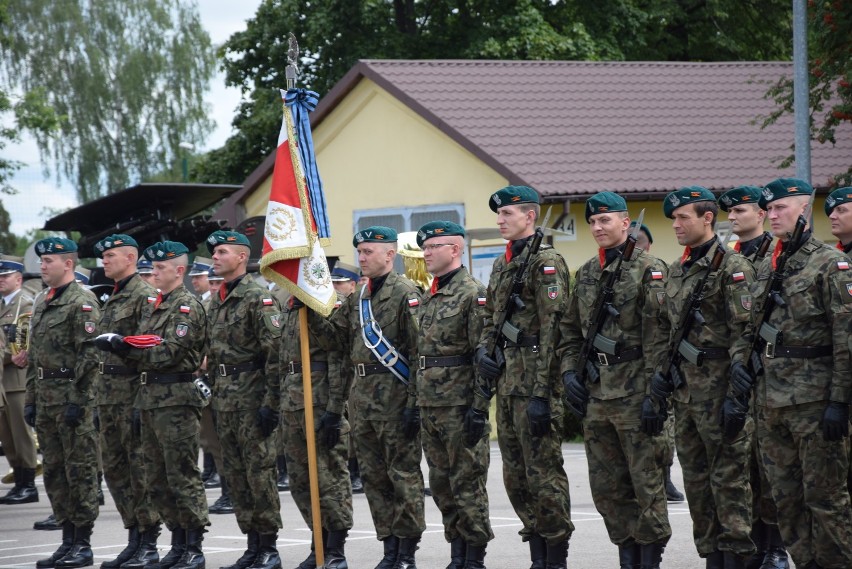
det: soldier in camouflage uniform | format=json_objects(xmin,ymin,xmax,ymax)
[
  {"xmin": 90, "ymin": 235, "xmax": 162, "ymax": 569},
  {"xmin": 25, "ymin": 237, "xmax": 100, "ymax": 569},
  {"xmin": 0, "ymin": 254, "xmax": 39, "ymax": 506},
  {"xmin": 205, "ymin": 230, "xmax": 283, "ymax": 569},
  {"xmin": 318, "ymin": 226, "xmax": 426, "ymax": 569},
  {"xmin": 559, "ymin": 193, "xmax": 671, "ymax": 569},
  {"xmin": 414, "ymin": 221, "xmax": 493, "ymax": 569},
  {"xmin": 650, "ymin": 187, "xmax": 756, "ymax": 569},
  {"xmin": 718, "ymin": 187, "xmax": 788, "ymax": 569},
  {"xmin": 475, "ymin": 186, "xmax": 573, "ymax": 569},
  {"xmin": 279, "ymin": 290, "xmax": 352, "ymax": 569},
  {"xmin": 121, "ymin": 241, "xmax": 209, "ymax": 569},
  {"xmin": 749, "ymin": 179, "xmax": 852, "ymax": 569}
]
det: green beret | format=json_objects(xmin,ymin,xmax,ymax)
[
  {"xmin": 628, "ymin": 221, "xmax": 653, "ymax": 244},
  {"xmin": 489, "ymin": 185, "xmax": 540, "ymax": 213},
  {"xmin": 206, "ymin": 230, "xmax": 251, "ymax": 254},
  {"xmin": 143, "ymin": 241, "xmax": 189, "ymax": 261},
  {"xmin": 759, "ymin": 178, "xmax": 813, "ymax": 210},
  {"xmin": 825, "ymin": 187, "xmax": 852, "ymax": 215},
  {"xmin": 585, "ymin": 191, "xmax": 627, "ymax": 222},
  {"xmin": 718, "ymin": 186, "xmax": 762, "ymax": 212},
  {"xmin": 416, "ymin": 221, "xmax": 466, "ymax": 247},
  {"xmin": 663, "ymin": 186, "xmax": 716, "ymax": 219},
  {"xmin": 94, "ymin": 233, "xmax": 138, "ymax": 257},
  {"xmin": 353, "ymin": 226, "xmax": 397, "ymax": 247},
  {"xmin": 35, "ymin": 237, "xmax": 78, "ymax": 256}
]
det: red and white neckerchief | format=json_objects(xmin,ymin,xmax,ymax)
[
  {"xmin": 505, "ymin": 241, "xmax": 514, "ymax": 262},
  {"xmin": 430, "ymin": 278, "xmax": 439, "ymax": 295},
  {"xmin": 680, "ymin": 247, "xmax": 692, "ymax": 265},
  {"xmin": 598, "ymin": 248, "xmax": 606, "ymax": 269},
  {"xmin": 770, "ymin": 240, "xmax": 785, "ymax": 270}
]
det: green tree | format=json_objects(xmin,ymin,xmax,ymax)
[{"xmin": 1, "ymin": 0, "xmax": 216, "ymax": 203}]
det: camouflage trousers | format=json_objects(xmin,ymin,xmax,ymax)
[
  {"xmin": 216, "ymin": 409, "xmax": 282, "ymax": 534},
  {"xmin": 749, "ymin": 405, "xmax": 778, "ymax": 526},
  {"xmin": 352, "ymin": 416, "xmax": 425, "ymax": 539},
  {"xmin": 662, "ymin": 400, "xmax": 676, "ymax": 468},
  {"xmin": 140, "ymin": 405, "xmax": 208, "ymax": 530},
  {"xmin": 421, "ymin": 406, "xmax": 493, "ymax": 546},
  {"xmin": 673, "ymin": 396, "xmax": 754, "ymax": 557},
  {"xmin": 496, "ymin": 395, "xmax": 573, "ymax": 545},
  {"xmin": 756, "ymin": 402, "xmax": 852, "ymax": 568},
  {"xmin": 583, "ymin": 394, "xmax": 671, "ymax": 546},
  {"xmin": 99, "ymin": 403, "xmax": 159, "ymax": 530},
  {"xmin": 36, "ymin": 404, "xmax": 99, "ymax": 527},
  {"xmin": 280, "ymin": 407, "xmax": 353, "ymax": 531}
]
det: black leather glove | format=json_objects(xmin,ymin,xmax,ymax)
[
  {"xmin": 562, "ymin": 371, "xmax": 589, "ymax": 419},
  {"xmin": 650, "ymin": 371, "xmax": 674, "ymax": 401},
  {"xmin": 93, "ymin": 335, "xmax": 112, "ymax": 351},
  {"xmin": 94, "ymin": 334, "xmax": 131, "ymax": 353},
  {"xmin": 24, "ymin": 404, "xmax": 36, "ymax": 427},
  {"xmin": 821, "ymin": 401, "xmax": 850, "ymax": 442},
  {"xmin": 401, "ymin": 407, "xmax": 421, "ymax": 440},
  {"xmin": 463, "ymin": 407, "xmax": 488, "ymax": 448},
  {"xmin": 719, "ymin": 396, "xmax": 748, "ymax": 442},
  {"xmin": 475, "ymin": 346, "xmax": 502, "ymax": 383},
  {"xmin": 131, "ymin": 408, "xmax": 141, "ymax": 437},
  {"xmin": 64, "ymin": 403, "xmax": 84, "ymax": 428},
  {"xmin": 256, "ymin": 406, "xmax": 280, "ymax": 438},
  {"xmin": 729, "ymin": 361, "xmax": 754, "ymax": 397},
  {"xmin": 290, "ymin": 296, "xmax": 305, "ymax": 309},
  {"xmin": 639, "ymin": 396, "xmax": 666, "ymax": 436},
  {"xmin": 527, "ymin": 396, "xmax": 551, "ymax": 437},
  {"xmin": 317, "ymin": 410, "xmax": 342, "ymax": 447}
]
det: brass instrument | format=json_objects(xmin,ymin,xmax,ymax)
[
  {"xmin": 10, "ymin": 312, "xmax": 31, "ymax": 355},
  {"xmin": 397, "ymin": 231, "xmax": 432, "ymax": 291}
]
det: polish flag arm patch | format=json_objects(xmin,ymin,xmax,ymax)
[
  {"xmin": 179, "ymin": 305, "xmax": 191, "ymax": 314},
  {"xmin": 477, "ymin": 297, "xmax": 487, "ymax": 306},
  {"xmin": 838, "ymin": 260, "xmax": 850, "ymax": 270},
  {"xmin": 262, "ymin": 298, "xmax": 274, "ymax": 306},
  {"xmin": 541, "ymin": 266, "xmax": 557, "ymax": 275},
  {"xmin": 732, "ymin": 272, "xmax": 746, "ymax": 282},
  {"xmin": 81, "ymin": 304, "xmax": 93, "ymax": 312},
  {"xmin": 650, "ymin": 271, "xmax": 663, "ymax": 280},
  {"xmin": 408, "ymin": 298, "xmax": 420, "ymax": 307}
]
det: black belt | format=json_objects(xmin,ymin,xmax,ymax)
[
  {"xmin": 418, "ymin": 354, "xmax": 473, "ymax": 370},
  {"xmin": 696, "ymin": 347, "xmax": 729, "ymax": 360},
  {"xmin": 287, "ymin": 361, "xmax": 329, "ymax": 374},
  {"xmin": 217, "ymin": 361, "xmax": 262, "ymax": 377},
  {"xmin": 355, "ymin": 363, "xmax": 392, "ymax": 377},
  {"xmin": 501, "ymin": 335, "xmax": 539, "ymax": 349},
  {"xmin": 765, "ymin": 344, "xmax": 832, "ymax": 359},
  {"xmin": 596, "ymin": 346, "xmax": 643, "ymax": 366},
  {"xmin": 140, "ymin": 372, "xmax": 194, "ymax": 385},
  {"xmin": 99, "ymin": 363, "xmax": 135, "ymax": 375},
  {"xmin": 37, "ymin": 367, "xmax": 74, "ymax": 380}
]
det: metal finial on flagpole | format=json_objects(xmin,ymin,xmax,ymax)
[{"xmin": 286, "ymin": 33, "xmax": 299, "ymax": 89}]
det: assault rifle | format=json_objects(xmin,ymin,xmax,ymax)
[{"xmin": 752, "ymin": 232, "xmax": 773, "ymax": 264}]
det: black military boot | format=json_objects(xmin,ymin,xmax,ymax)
[
  {"xmin": 374, "ymin": 536, "xmax": 399, "ymax": 569},
  {"xmin": 171, "ymin": 527, "xmax": 205, "ymax": 569},
  {"xmin": 392, "ymin": 537, "xmax": 419, "ymax": 569},
  {"xmin": 759, "ymin": 524, "xmax": 789, "ymax": 569},
  {"xmin": 618, "ymin": 541, "xmax": 640, "ymax": 569},
  {"xmin": 544, "ymin": 540, "xmax": 568, "ymax": 569},
  {"xmin": 221, "ymin": 530, "xmax": 259, "ymax": 569},
  {"xmin": 158, "ymin": 527, "xmax": 187, "ymax": 569},
  {"xmin": 34, "ymin": 513, "xmax": 63, "ymax": 531},
  {"xmin": 201, "ymin": 453, "xmax": 216, "ymax": 484},
  {"xmin": 324, "ymin": 529, "xmax": 348, "ymax": 569},
  {"xmin": 3, "ymin": 466, "xmax": 38, "ymax": 504},
  {"xmin": 528, "ymin": 535, "xmax": 546, "ymax": 569},
  {"xmin": 247, "ymin": 533, "xmax": 280, "ymax": 569},
  {"xmin": 209, "ymin": 478, "xmax": 234, "ymax": 515},
  {"xmin": 55, "ymin": 524, "xmax": 94, "ymax": 568},
  {"xmin": 639, "ymin": 542, "xmax": 665, "ymax": 569},
  {"xmin": 446, "ymin": 536, "xmax": 466, "ymax": 569},
  {"xmin": 464, "ymin": 543, "xmax": 486, "ymax": 569},
  {"xmin": 276, "ymin": 456, "xmax": 289, "ymax": 492},
  {"xmin": 37, "ymin": 520, "xmax": 74, "ymax": 568},
  {"xmin": 664, "ymin": 465, "xmax": 685, "ymax": 502},
  {"xmin": 102, "ymin": 526, "xmax": 140, "ymax": 568},
  {"xmin": 295, "ymin": 528, "xmax": 327, "ymax": 569},
  {"xmin": 120, "ymin": 524, "xmax": 161, "ymax": 569},
  {"xmin": 0, "ymin": 467, "xmax": 22, "ymax": 504},
  {"xmin": 723, "ymin": 551, "xmax": 746, "ymax": 569}
]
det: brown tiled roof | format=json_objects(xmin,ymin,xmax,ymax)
[{"xmin": 221, "ymin": 60, "xmax": 851, "ymax": 219}]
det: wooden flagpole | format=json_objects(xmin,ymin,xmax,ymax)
[{"xmin": 299, "ymin": 306, "xmax": 324, "ymax": 567}]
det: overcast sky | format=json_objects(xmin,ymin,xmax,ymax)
[{"xmin": 4, "ymin": 0, "xmax": 264, "ymax": 235}]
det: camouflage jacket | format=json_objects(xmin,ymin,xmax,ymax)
[
  {"xmin": 25, "ymin": 282, "xmax": 100, "ymax": 407},
  {"xmin": 322, "ymin": 270, "xmax": 421, "ymax": 420},
  {"xmin": 663, "ymin": 240, "xmax": 754, "ymax": 403},
  {"xmin": 206, "ymin": 274, "xmax": 282, "ymax": 412},
  {"xmin": 1, "ymin": 288, "xmax": 33, "ymax": 392},
  {"xmin": 95, "ymin": 274, "xmax": 157, "ymax": 405},
  {"xmin": 477, "ymin": 242, "xmax": 569, "ymax": 403},
  {"xmin": 750, "ymin": 236, "xmax": 852, "ymax": 408},
  {"xmin": 279, "ymin": 292, "xmax": 348, "ymax": 414},
  {"xmin": 417, "ymin": 267, "xmax": 488, "ymax": 409},
  {"xmin": 128, "ymin": 285, "xmax": 206, "ymax": 411},
  {"xmin": 558, "ymin": 248, "xmax": 669, "ymax": 400}
]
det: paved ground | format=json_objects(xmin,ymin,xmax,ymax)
[{"xmin": 0, "ymin": 443, "xmax": 783, "ymax": 568}]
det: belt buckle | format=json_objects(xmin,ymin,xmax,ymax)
[
  {"xmin": 37, "ymin": 367, "xmax": 44, "ymax": 380},
  {"xmin": 288, "ymin": 361, "xmax": 296, "ymax": 375},
  {"xmin": 597, "ymin": 352, "xmax": 609, "ymax": 366},
  {"xmin": 218, "ymin": 364, "xmax": 227, "ymax": 377},
  {"xmin": 140, "ymin": 372, "xmax": 147, "ymax": 385},
  {"xmin": 381, "ymin": 350, "xmax": 399, "ymax": 366},
  {"xmin": 99, "ymin": 362, "xmax": 105, "ymax": 374},
  {"xmin": 418, "ymin": 356, "xmax": 426, "ymax": 370},
  {"xmin": 356, "ymin": 363, "xmax": 366, "ymax": 377},
  {"xmin": 764, "ymin": 343, "xmax": 776, "ymax": 359}
]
